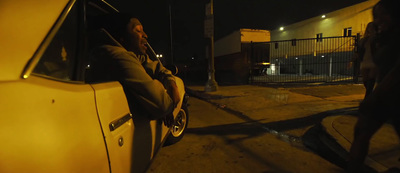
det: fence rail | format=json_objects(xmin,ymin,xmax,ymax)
[{"xmin": 249, "ymin": 36, "xmax": 359, "ymax": 84}]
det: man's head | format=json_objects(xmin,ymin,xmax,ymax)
[
  {"xmin": 373, "ymin": 0, "xmax": 400, "ymax": 34},
  {"xmin": 102, "ymin": 13, "xmax": 148, "ymax": 55}
]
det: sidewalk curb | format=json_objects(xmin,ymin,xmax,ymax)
[
  {"xmin": 322, "ymin": 116, "xmax": 387, "ymax": 172},
  {"xmin": 185, "ymin": 86, "xmax": 388, "ymax": 172}
]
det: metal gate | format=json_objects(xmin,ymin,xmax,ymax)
[{"xmin": 249, "ymin": 36, "xmax": 359, "ymax": 84}]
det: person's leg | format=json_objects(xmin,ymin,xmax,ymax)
[
  {"xmin": 364, "ymin": 79, "xmax": 375, "ymax": 98},
  {"xmin": 391, "ymin": 116, "xmax": 400, "ymax": 138},
  {"xmin": 362, "ymin": 69, "xmax": 376, "ymax": 99},
  {"xmin": 347, "ymin": 115, "xmax": 384, "ymax": 173}
]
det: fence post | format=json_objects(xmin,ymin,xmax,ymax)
[
  {"xmin": 329, "ymin": 57, "xmax": 333, "ymax": 77},
  {"xmin": 299, "ymin": 59, "xmax": 303, "ymax": 75}
]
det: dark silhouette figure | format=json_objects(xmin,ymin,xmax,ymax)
[{"xmin": 347, "ymin": 0, "xmax": 400, "ymax": 172}]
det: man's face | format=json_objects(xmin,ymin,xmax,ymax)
[
  {"xmin": 373, "ymin": 4, "xmax": 394, "ymax": 34},
  {"xmin": 127, "ymin": 18, "xmax": 148, "ymax": 55}
]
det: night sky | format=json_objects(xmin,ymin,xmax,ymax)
[{"xmin": 110, "ymin": 0, "xmax": 368, "ymax": 63}]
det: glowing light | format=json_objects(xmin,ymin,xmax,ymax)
[
  {"xmin": 321, "ymin": 15, "xmax": 326, "ymax": 18},
  {"xmin": 279, "ymin": 27, "xmax": 284, "ymax": 31}
]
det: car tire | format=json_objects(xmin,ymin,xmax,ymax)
[{"xmin": 164, "ymin": 104, "xmax": 189, "ymax": 146}]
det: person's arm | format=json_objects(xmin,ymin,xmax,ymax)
[
  {"xmin": 103, "ymin": 45, "xmax": 174, "ymax": 119},
  {"xmin": 143, "ymin": 55, "xmax": 181, "ymax": 108}
]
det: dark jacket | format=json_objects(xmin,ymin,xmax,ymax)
[{"xmin": 359, "ymin": 29, "xmax": 400, "ymax": 117}]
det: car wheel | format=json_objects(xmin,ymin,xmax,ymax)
[{"xmin": 164, "ymin": 104, "xmax": 189, "ymax": 146}]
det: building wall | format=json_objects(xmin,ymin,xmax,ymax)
[
  {"xmin": 215, "ymin": 29, "xmax": 270, "ymax": 57},
  {"xmin": 240, "ymin": 28, "xmax": 270, "ymax": 43},
  {"xmin": 214, "ymin": 0, "xmax": 379, "ymax": 84},
  {"xmin": 270, "ymin": 0, "xmax": 379, "ymax": 41},
  {"xmin": 269, "ymin": 36, "xmax": 356, "ymax": 58},
  {"xmin": 214, "ymin": 30, "xmax": 242, "ymax": 57},
  {"xmin": 214, "ymin": 29, "xmax": 270, "ymax": 84},
  {"xmin": 215, "ymin": 51, "xmax": 250, "ymax": 85}
]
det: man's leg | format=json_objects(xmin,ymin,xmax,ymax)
[
  {"xmin": 364, "ymin": 79, "xmax": 375, "ymax": 99},
  {"xmin": 347, "ymin": 115, "xmax": 384, "ymax": 173}
]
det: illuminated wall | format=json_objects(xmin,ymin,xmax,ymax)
[
  {"xmin": 214, "ymin": 29, "xmax": 270, "ymax": 84},
  {"xmin": 214, "ymin": 30, "xmax": 241, "ymax": 57},
  {"xmin": 270, "ymin": 0, "xmax": 379, "ymax": 41},
  {"xmin": 240, "ymin": 28, "xmax": 270, "ymax": 43},
  {"xmin": 215, "ymin": 28, "xmax": 270, "ymax": 57}
]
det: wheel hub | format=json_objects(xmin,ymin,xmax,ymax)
[{"xmin": 171, "ymin": 109, "xmax": 187, "ymax": 137}]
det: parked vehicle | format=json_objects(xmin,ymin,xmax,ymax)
[{"xmin": 0, "ymin": 0, "xmax": 188, "ymax": 172}]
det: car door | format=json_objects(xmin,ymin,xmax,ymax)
[
  {"xmin": 84, "ymin": 2, "xmax": 170, "ymax": 172},
  {"xmin": 0, "ymin": 1, "xmax": 110, "ymax": 172},
  {"xmin": 90, "ymin": 82, "xmax": 135, "ymax": 173},
  {"xmin": 0, "ymin": 76, "xmax": 110, "ymax": 173},
  {"xmin": 90, "ymin": 82, "xmax": 168, "ymax": 173},
  {"xmin": 25, "ymin": 1, "xmax": 139, "ymax": 172},
  {"xmin": 90, "ymin": 82, "xmax": 172, "ymax": 173}
]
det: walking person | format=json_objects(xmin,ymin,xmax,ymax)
[
  {"xmin": 359, "ymin": 22, "xmax": 378, "ymax": 99},
  {"xmin": 347, "ymin": 0, "xmax": 400, "ymax": 172}
]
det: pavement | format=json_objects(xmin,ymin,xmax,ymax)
[{"xmin": 185, "ymin": 84, "xmax": 400, "ymax": 172}]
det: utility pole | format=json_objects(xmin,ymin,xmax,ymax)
[
  {"xmin": 204, "ymin": 0, "xmax": 218, "ymax": 92},
  {"xmin": 169, "ymin": 3, "xmax": 174, "ymax": 64}
]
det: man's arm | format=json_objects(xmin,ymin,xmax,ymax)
[
  {"xmin": 143, "ymin": 55, "xmax": 181, "ymax": 108},
  {"xmin": 103, "ymin": 45, "xmax": 175, "ymax": 119}
]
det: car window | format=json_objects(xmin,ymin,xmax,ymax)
[
  {"xmin": 84, "ymin": 1, "xmax": 120, "ymax": 84},
  {"xmin": 33, "ymin": 4, "xmax": 78, "ymax": 81}
]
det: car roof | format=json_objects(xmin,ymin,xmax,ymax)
[{"xmin": 0, "ymin": 0, "xmax": 70, "ymax": 81}]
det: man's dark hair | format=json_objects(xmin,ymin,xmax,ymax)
[
  {"xmin": 378, "ymin": 0, "xmax": 400, "ymax": 23},
  {"xmin": 100, "ymin": 13, "xmax": 138, "ymax": 40}
]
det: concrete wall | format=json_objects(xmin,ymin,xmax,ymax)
[
  {"xmin": 215, "ymin": 29, "xmax": 270, "ymax": 57},
  {"xmin": 270, "ymin": 0, "xmax": 379, "ymax": 41},
  {"xmin": 215, "ymin": 50, "xmax": 250, "ymax": 85},
  {"xmin": 214, "ymin": 30, "xmax": 241, "ymax": 57},
  {"xmin": 214, "ymin": 29, "xmax": 270, "ymax": 84}
]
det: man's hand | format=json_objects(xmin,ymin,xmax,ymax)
[
  {"xmin": 163, "ymin": 113, "xmax": 174, "ymax": 127},
  {"xmin": 166, "ymin": 80, "xmax": 181, "ymax": 108},
  {"xmin": 164, "ymin": 80, "xmax": 180, "ymax": 127}
]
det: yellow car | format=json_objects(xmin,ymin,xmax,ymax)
[{"xmin": 0, "ymin": 0, "xmax": 189, "ymax": 172}]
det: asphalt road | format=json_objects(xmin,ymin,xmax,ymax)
[{"xmin": 147, "ymin": 97, "xmax": 346, "ymax": 173}]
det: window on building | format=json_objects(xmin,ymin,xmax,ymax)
[
  {"xmin": 344, "ymin": 27, "xmax": 352, "ymax": 37},
  {"xmin": 274, "ymin": 42, "xmax": 279, "ymax": 49},
  {"xmin": 316, "ymin": 33, "xmax": 323, "ymax": 42},
  {"xmin": 291, "ymin": 39, "xmax": 297, "ymax": 46}
]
